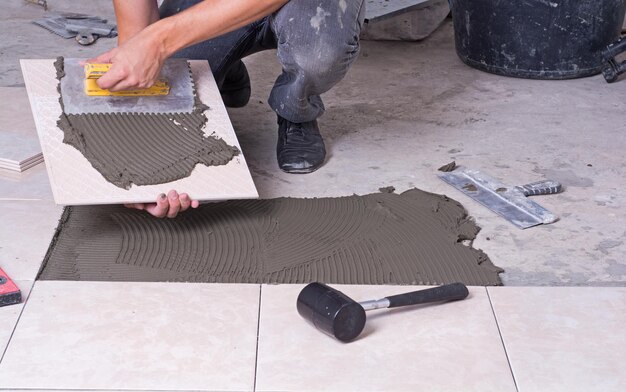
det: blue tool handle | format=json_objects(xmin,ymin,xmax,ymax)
[
  {"xmin": 385, "ymin": 283, "xmax": 469, "ymax": 309},
  {"xmin": 516, "ymin": 180, "xmax": 562, "ymax": 196}
]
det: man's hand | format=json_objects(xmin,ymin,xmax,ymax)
[
  {"xmin": 125, "ymin": 190, "xmax": 199, "ymax": 218},
  {"xmin": 86, "ymin": 30, "xmax": 166, "ymax": 92}
]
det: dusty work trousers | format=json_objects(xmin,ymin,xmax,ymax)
[{"xmin": 160, "ymin": 0, "xmax": 366, "ymax": 123}]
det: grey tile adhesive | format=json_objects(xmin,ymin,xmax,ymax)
[
  {"xmin": 38, "ymin": 188, "xmax": 504, "ymax": 285},
  {"xmin": 54, "ymin": 57, "xmax": 239, "ymax": 189}
]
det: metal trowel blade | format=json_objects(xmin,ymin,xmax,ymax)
[
  {"xmin": 59, "ymin": 58, "xmax": 196, "ymax": 115},
  {"xmin": 438, "ymin": 168, "xmax": 558, "ymax": 229}
]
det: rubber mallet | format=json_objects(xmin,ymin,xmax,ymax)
[{"xmin": 296, "ymin": 282, "xmax": 469, "ymax": 342}]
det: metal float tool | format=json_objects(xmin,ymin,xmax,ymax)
[
  {"xmin": 0, "ymin": 267, "xmax": 21, "ymax": 307},
  {"xmin": 297, "ymin": 282, "xmax": 469, "ymax": 342},
  {"xmin": 84, "ymin": 63, "xmax": 170, "ymax": 96},
  {"xmin": 438, "ymin": 167, "xmax": 562, "ymax": 229}
]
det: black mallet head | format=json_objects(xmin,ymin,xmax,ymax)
[{"xmin": 296, "ymin": 282, "xmax": 366, "ymax": 343}]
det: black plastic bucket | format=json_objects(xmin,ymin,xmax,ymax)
[{"xmin": 450, "ymin": 0, "xmax": 626, "ymax": 79}]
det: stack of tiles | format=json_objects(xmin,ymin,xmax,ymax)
[{"xmin": 0, "ymin": 87, "xmax": 43, "ymax": 172}]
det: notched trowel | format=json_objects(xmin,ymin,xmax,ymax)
[
  {"xmin": 60, "ymin": 58, "xmax": 195, "ymax": 114},
  {"xmin": 439, "ymin": 167, "xmax": 562, "ymax": 229}
]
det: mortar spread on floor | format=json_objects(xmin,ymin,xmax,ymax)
[
  {"xmin": 54, "ymin": 57, "xmax": 239, "ymax": 189},
  {"xmin": 38, "ymin": 188, "xmax": 504, "ymax": 285}
]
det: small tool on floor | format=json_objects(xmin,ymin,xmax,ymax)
[
  {"xmin": 32, "ymin": 12, "xmax": 117, "ymax": 46},
  {"xmin": 602, "ymin": 35, "xmax": 626, "ymax": 83},
  {"xmin": 84, "ymin": 63, "xmax": 171, "ymax": 96},
  {"xmin": 439, "ymin": 167, "xmax": 562, "ymax": 229},
  {"xmin": 0, "ymin": 267, "xmax": 22, "ymax": 307},
  {"xmin": 297, "ymin": 282, "xmax": 469, "ymax": 342},
  {"xmin": 76, "ymin": 31, "xmax": 97, "ymax": 46}
]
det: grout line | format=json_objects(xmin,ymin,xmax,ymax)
[
  {"xmin": 0, "ymin": 280, "xmax": 36, "ymax": 364},
  {"xmin": 253, "ymin": 284, "xmax": 263, "ymax": 392},
  {"xmin": 486, "ymin": 287, "xmax": 519, "ymax": 392},
  {"xmin": 0, "ymin": 198, "xmax": 44, "ymax": 201},
  {"xmin": 0, "ymin": 388, "xmax": 229, "ymax": 391}
]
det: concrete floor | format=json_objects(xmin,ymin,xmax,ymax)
[{"xmin": 2, "ymin": 0, "xmax": 625, "ymax": 286}]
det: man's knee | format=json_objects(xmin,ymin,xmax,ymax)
[
  {"xmin": 274, "ymin": 0, "xmax": 365, "ymax": 84},
  {"xmin": 287, "ymin": 37, "xmax": 360, "ymax": 85}
]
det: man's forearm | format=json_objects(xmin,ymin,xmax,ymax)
[
  {"xmin": 141, "ymin": 0, "xmax": 289, "ymax": 59},
  {"xmin": 114, "ymin": 0, "xmax": 160, "ymax": 45},
  {"xmin": 91, "ymin": 0, "xmax": 289, "ymax": 92}
]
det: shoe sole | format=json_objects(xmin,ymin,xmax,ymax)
[{"xmin": 279, "ymin": 164, "xmax": 323, "ymax": 174}]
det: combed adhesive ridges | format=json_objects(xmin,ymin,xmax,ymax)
[
  {"xmin": 38, "ymin": 189, "xmax": 504, "ymax": 285},
  {"xmin": 57, "ymin": 112, "xmax": 239, "ymax": 189}
]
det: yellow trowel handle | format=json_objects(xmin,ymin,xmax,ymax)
[
  {"xmin": 83, "ymin": 63, "xmax": 170, "ymax": 96},
  {"xmin": 84, "ymin": 63, "xmax": 111, "ymax": 79}
]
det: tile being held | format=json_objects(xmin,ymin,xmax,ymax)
[{"xmin": 20, "ymin": 59, "xmax": 258, "ymax": 206}]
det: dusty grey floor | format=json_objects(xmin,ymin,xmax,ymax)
[{"xmin": 2, "ymin": 0, "xmax": 625, "ymax": 286}]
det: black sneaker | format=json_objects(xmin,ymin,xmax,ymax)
[
  {"xmin": 276, "ymin": 116, "xmax": 326, "ymax": 173},
  {"xmin": 220, "ymin": 60, "xmax": 251, "ymax": 108}
]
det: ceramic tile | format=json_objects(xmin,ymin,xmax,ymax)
[
  {"xmin": 0, "ymin": 134, "xmax": 42, "ymax": 168},
  {"xmin": 0, "ymin": 87, "xmax": 43, "ymax": 176},
  {"xmin": 489, "ymin": 286, "xmax": 626, "ymax": 392},
  {"xmin": 0, "ymin": 162, "xmax": 54, "ymax": 201},
  {"xmin": 0, "ymin": 200, "xmax": 61, "ymax": 281},
  {"xmin": 0, "ymin": 87, "xmax": 39, "ymax": 135},
  {"xmin": 0, "ymin": 281, "xmax": 260, "ymax": 391},
  {"xmin": 0, "ymin": 280, "xmax": 32, "ymax": 357},
  {"xmin": 20, "ymin": 59, "xmax": 258, "ymax": 205},
  {"xmin": 256, "ymin": 284, "xmax": 516, "ymax": 392}
]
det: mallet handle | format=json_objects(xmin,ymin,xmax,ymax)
[
  {"xmin": 359, "ymin": 298, "xmax": 391, "ymax": 311},
  {"xmin": 384, "ymin": 283, "xmax": 469, "ymax": 309}
]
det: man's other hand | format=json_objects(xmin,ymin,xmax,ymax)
[{"xmin": 125, "ymin": 190, "xmax": 199, "ymax": 218}]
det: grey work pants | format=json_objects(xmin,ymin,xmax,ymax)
[{"xmin": 160, "ymin": 0, "xmax": 366, "ymax": 123}]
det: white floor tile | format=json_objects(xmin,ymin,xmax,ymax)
[
  {"xmin": 0, "ymin": 281, "xmax": 260, "ymax": 391},
  {"xmin": 0, "ymin": 87, "xmax": 41, "ymax": 168},
  {"xmin": 489, "ymin": 286, "xmax": 626, "ymax": 392},
  {"xmin": 0, "ymin": 200, "xmax": 62, "ymax": 281},
  {"xmin": 0, "ymin": 163, "xmax": 54, "ymax": 201},
  {"xmin": 0, "ymin": 87, "xmax": 37, "ymax": 134},
  {"xmin": 0, "ymin": 280, "xmax": 32, "ymax": 356},
  {"xmin": 256, "ymin": 284, "xmax": 516, "ymax": 392},
  {"xmin": 0, "ymin": 388, "xmax": 223, "ymax": 391}
]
